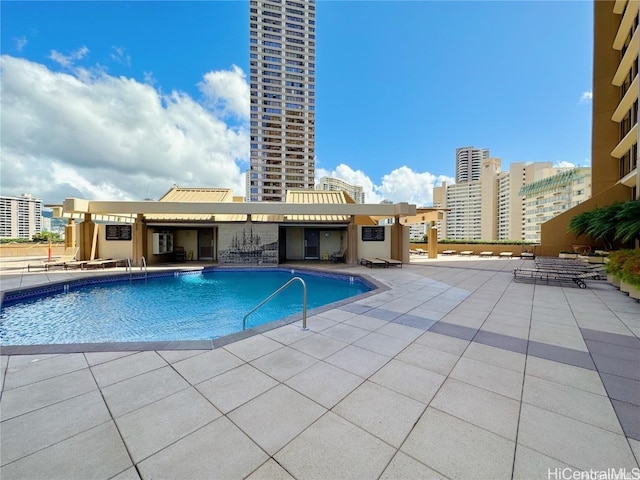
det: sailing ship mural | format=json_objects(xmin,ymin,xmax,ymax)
[{"xmin": 218, "ymin": 224, "xmax": 278, "ymax": 265}]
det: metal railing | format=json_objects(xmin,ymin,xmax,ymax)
[
  {"xmin": 242, "ymin": 276, "xmax": 307, "ymax": 331},
  {"xmin": 140, "ymin": 256, "xmax": 148, "ymax": 279}
]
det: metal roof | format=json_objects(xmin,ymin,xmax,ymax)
[{"xmin": 158, "ymin": 187, "xmax": 235, "ymax": 203}]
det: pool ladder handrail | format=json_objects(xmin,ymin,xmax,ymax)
[
  {"xmin": 140, "ymin": 256, "xmax": 148, "ymax": 279},
  {"xmin": 242, "ymin": 276, "xmax": 307, "ymax": 331}
]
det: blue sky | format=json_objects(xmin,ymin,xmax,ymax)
[{"xmin": 0, "ymin": 1, "xmax": 593, "ymax": 205}]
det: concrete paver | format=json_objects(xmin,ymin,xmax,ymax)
[{"xmin": 1, "ymin": 257, "xmax": 639, "ymax": 479}]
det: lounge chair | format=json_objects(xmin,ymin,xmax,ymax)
[
  {"xmin": 27, "ymin": 247, "xmax": 79, "ymax": 272},
  {"xmin": 459, "ymin": 250, "xmax": 474, "ymax": 256},
  {"xmin": 330, "ymin": 248, "xmax": 346, "ymax": 263},
  {"xmin": 499, "ymin": 252, "xmax": 513, "ymax": 258},
  {"xmin": 414, "ymin": 248, "xmax": 427, "ymax": 255},
  {"xmin": 63, "ymin": 259, "xmax": 91, "ymax": 270},
  {"xmin": 360, "ymin": 258, "xmax": 387, "ymax": 268},
  {"xmin": 442, "ymin": 250, "xmax": 456, "ymax": 256},
  {"xmin": 479, "ymin": 251, "xmax": 494, "ymax": 257},
  {"xmin": 377, "ymin": 257, "xmax": 402, "ymax": 268},
  {"xmin": 84, "ymin": 258, "xmax": 128, "ymax": 269},
  {"xmin": 174, "ymin": 246, "xmax": 186, "ymax": 262}
]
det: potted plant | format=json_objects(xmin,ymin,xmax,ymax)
[
  {"xmin": 605, "ymin": 249, "xmax": 640, "ymax": 299},
  {"xmin": 567, "ymin": 200, "xmax": 640, "ymax": 251},
  {"xmin": 620, "ymin": 252, "xmax": 640, "ymax": 300},
  {"xmin": 587, "ymin": 252, "xmax": 608, "ymax": 264}
]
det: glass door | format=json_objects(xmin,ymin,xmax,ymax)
[{"xmin": 304, "ymin": 229, "xmax": 319, "ymax": 259}]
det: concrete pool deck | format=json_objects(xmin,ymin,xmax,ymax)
[{"xmin": 1, "ymin": 256, "xmax": 639, "ymax": 479}]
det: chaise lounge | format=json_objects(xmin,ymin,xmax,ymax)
[
  {"xmin": 360, "ymin": 257, "xmax": 387, "ymax": 268},
  {"xmin": 377, "ymin": 257, "xmax": 402, "ymax": 268},
  {"xmin": 27, "ymin": 247, "xmax": 79, "ymax": 272}
]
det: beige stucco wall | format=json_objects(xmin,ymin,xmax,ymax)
[
  {"xmin": 357, "ymin": 225, "xmax": 391, "ymax": 260},
  {"xmin": 318, "ymin": 230, "xmax": 344, "ymax": 260},
  {"xmin": 0, "ymin": 244, "xmax": 67, "ymax": 258},
  {"xmin": 174, "ymin": 230, "xmax": 198, "ymax": 260},
  {"xmin": 411, "ymin": 242, "xmax": 535, "ymax": 256},
  {"xmin": 539, "ymin": 183, "xmax": 632, "ymax": 256},
  {"xmin": 96, "ymin": 224, "xmax": 133, "ymax": 261}
]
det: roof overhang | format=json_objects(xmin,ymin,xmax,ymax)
[
  {"xmin": 399, "ymin": 207, "xmax": 449, "ymax": 225},
  {"xmin": 61, "ymin": 198, "xmax": 417, "ymax": 218}
]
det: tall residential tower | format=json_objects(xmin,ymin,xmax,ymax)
[
  {"xmin": 248, "ymin": 0, "xmax": 316, "ymax": 202},
  {"xmin": 455, "ymin": 146, "xmax": 490, "ymax": 183}
]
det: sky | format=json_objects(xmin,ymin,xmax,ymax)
[{"xmin": 0, "ymin": 1, "xmax": 594, "ymax": 207}]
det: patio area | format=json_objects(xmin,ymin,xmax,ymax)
[{"xmin": 1, "ymin": 256, "xmax": 639, "ymax": 479}]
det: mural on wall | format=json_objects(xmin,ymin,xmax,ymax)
[{"xmin": 218, "ymin": 223, "xmax": 278, "ymax": 265}]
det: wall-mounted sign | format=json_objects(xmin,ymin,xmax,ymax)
[
  {"xmin": 105, "ymin": 225, "xmax": 132, "ymax": 241},
  {"xmin": 362, "ymin": 226, "xmax": 385, "ymax": 242}
]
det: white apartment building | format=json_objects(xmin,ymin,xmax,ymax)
[
  {"xmin": 433, "ymin": 151, "xmax": 590, "ymax": 242},
  {"xmin": 0, "ymin": 194, "xmax": 42, "ymax": 239},
  {"xmin": 455, "ymin": 146, "xmax": 490, "ymax": 183},
  {"xmin": 520, "ymin": 167, "xmax": 592, "ymax": 243},
  {"xmin": 408, "ymin": 222, "xmax": 428, "ymax": 241},
  {"xmin": 316, "ymin": 176, "xmax": 365, "ymax": 203},
  {"xmin": 436, "ymin": 181, "xmax": 483, "ymax": 240},
  {"xmin": 496, "ymin": 162, "xmax": 558, "ymax": 241},
  {"xmin": 248, "ymin": 0, "xmax": 316, "ymax": 202}
]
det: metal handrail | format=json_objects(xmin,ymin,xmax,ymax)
[
  {"xmin": 141, "ymin": 256, "xmax": 148, "ymax": 280},
  {"xmin": 242, "ymin": 276, "xmax": 307, "ymax": 331}
]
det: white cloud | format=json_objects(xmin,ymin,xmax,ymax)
[
  {"xmin": 1, "ymin": 54, "xmax": 452, "ymax": 208},
  {"xmin": 110, "ymin": 46, "xmax": 131, "ymax": 67},
  {"xmin": 14, "ymin": 36, "xmax": 27, "ymax": 52},
  {"xmin": 579, "ymin": 91, "xmax": 592, "ymax": 104},
  {"xmin": 316, "ymin": 164, "xmax": 454, "ymax": 206},
  {"xmin": 48, "ymin": 46, "xmax": 90, "ymax": 68},
  {"xmin": 553, "ymin": 161, "xmax": 576, "ymax": 168},
  {"xmin": 0, "ymin": 55, "xmax": 249, "ymax": 203},
  {"xmin": 198, "ymin": 65, "xmax": 249, "ymax": 120}
]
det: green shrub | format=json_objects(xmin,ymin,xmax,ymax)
[{"xmin": 605, "ymin": 249, "xmax": 640, "ymax": 288}]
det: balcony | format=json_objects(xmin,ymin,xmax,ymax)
[
  {"xmin": 613, "ymin": 1, "xmax": 639, "ymax": 49},
  {"xmin": 612, "ymin": 76, "xmax": 638, "ymax": 122},
  {"xmin": 613, "ymin": 28, "xmax": 638, "ymax": 86},
  {"xmin": 611, "ymin": 123, "xmax": 638, "ymax": 158}
]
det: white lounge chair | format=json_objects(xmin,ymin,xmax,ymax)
[
  {"xmin": 360, "ymin": 258, "xmax": 387, "ymax": 268},
  {"xmin": 377, "ymin": 257, "xmax": 402, "ymax": 268},
  {"xmin": 27, "ymin": 247, "xmax": 79, "ymax": 272}
]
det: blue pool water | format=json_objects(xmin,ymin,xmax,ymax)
[{"xmin": 0, "ymin": 269, "xmax": 373, "ymax": 346}]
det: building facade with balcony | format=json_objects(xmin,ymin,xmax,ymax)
[
  {"xmin": 541, "ymin": 0, "xmax": 638, "ymax": 254},
  {"xmin": 316, "ymin": 176, "xmax": 365, "ymax": 204},
  {"xmin": 247, "ymin": 0, "xmax": 316, "ymax": 202},
  {"xmin": 520, "ymin": 167, "xmax": 592, "ymax": 243},
  {"xmin": 455, "ymin": 146, "xmax": 490, "ymax": 183},
  {"xmin": 0, "ymin": 194, "xmax": 42, "ymax": 239},
  {"xmin": 434, "ymin": 155, "xmax": 589, "ymax": 242}
]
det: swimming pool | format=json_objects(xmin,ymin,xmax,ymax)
[{"xmin": 0, "ymin": 268, "xmax": 374, "ymax": 347}]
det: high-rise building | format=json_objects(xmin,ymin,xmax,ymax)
[
  {"xmin": 455, "ymin": 146, "xmax": 490, "ymax": 183},
  {"xmin": 248, "ymin": 0, "xmax": 316, "ymax": 202},
  {"xmin": 497, "ymin": 162, "xmax": 557, "ymax": 241},
  {"xmin": 520, "ymin": 167, "xmax": 591, "ymax": 243},
  {"xmin": 541, "ymin": 0, "xmax": 638, "ymax": 253},
  {"xmin": 0, "ymin": 194, "xmax": 42, "ymax": 239},
  {"xmin": 316, "ymin": 176, "xmax": 365, "ymax": 203},
  {"xmin": 434, "ymin": 152, "xmax": 591, "ymax": 242}
]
